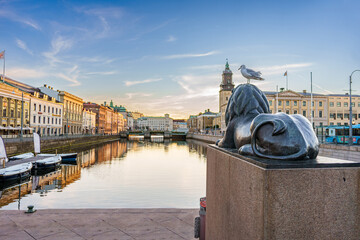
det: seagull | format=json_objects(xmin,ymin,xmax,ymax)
[{"xmin": 238, "ymin": 65, "xmax": 264, "ymax": 83}]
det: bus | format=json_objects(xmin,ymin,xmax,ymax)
[{"xmin": 325, "ymin": 125, "xmax": 360, "ymax": 144}]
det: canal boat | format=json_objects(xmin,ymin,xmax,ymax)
[
  {"xmin": 38, "ymin": 153, "xmax": 77, "ymax": 164},
  {"xmin": 8, "ymin": 152, "xmax": 35, "ymax": 161},
  {"xmin": 0, "ymin": 137, "xmax": 33, "ymax": 188},
  {"xmin": 32, "ymin": 155, "xmax": 62, "ymax": 175},
  {"xmin": 0, "ymin": 164, "xmax": 32, "ymax": 189}
]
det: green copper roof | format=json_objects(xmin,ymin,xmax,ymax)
[{"xmin": 225, "ymin": 59, "xmax": 229, "ymax": 70}]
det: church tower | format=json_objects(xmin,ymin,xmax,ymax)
[{"xmin": 219, "ymin": 59, "xmax": 235, "ymax": 131}]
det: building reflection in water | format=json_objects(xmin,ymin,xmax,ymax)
[{"xmin": 0, "ymin": 139, "xmax": 207, "ymax": 209}]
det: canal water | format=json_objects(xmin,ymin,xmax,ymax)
[{"xmin": 0, "ymin": 139, "xmax": 208, "ymax": 210}]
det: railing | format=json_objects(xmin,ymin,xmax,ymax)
[{"xmin": 1, "ymin": 133, "xmax": 121, "ymax": 143}]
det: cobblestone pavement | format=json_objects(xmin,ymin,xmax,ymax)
[{"xmin": 0, "ymin": 209, "xmax": 198, "ymax": 240}]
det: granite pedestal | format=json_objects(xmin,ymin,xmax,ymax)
[{"xmin": 206, "ymin": 145, "xmax": 360, "ymax": 240}]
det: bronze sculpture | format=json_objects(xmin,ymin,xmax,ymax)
[{"xmin": 217, "ymin": 83, "xmax": 319, "ymax": 160}]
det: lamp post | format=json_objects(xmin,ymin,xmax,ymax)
[
  {"xmin": 20, "ymin": 92, "xmax": 24, "ymax": 140},
  {"xmin": 349, "ymin": 70, "xmax": 360, "ymax": 145}
]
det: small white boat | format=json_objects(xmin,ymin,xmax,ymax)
[
  {"xmin": 33, "ymin": 155, "xmax": 62, "ymax": 168},
  {"xmin": 8, "ymin": 152, "xmax": 34, "ymax": 161},
  {"xmin": 38, "ymin": 153, "xmax": 77, "ymax": 163},
  {"xmin": 0, "ymin": 137, "xmax": 33, "ymax": 188},
  {"xmin": 0, "ymin": 162, "xmax": 33, "ymax": 177}
]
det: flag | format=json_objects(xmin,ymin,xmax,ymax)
[
  {"xmin": 0, "ymin": 51, "xmax": 4, "ymax": 59},
  {"xmin": 284, "ymin": 71, "xmax": 287, "ymax": 76}
]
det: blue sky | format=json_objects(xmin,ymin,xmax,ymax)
[{"xmin": 0, "ymin": 0, "xmax": 359, "ymax": 118}]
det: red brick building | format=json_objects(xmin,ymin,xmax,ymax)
[{"xmin": 83, "ymin": 102, "xmax": 106, "ymax": 134}]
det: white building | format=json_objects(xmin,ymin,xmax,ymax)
[
  {"xmin": 136, "ymin": 114, "xmax": 173, "ymax": 131},
  {"xmin": 82, "ymin": 109, "xmax": 96, "ymax": 134},
  {"xmin": 30, "ymin": 91, "xmax": 63, "ymax": 136}
]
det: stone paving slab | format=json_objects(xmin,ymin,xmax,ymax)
[{"xmin": 0, "ymin": 209, "xmax": 198, "ymax": 240}]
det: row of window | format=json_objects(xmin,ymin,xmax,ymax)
[
  {"xmin": 329, "ymin": 113, "xmax": 360, "ymax": 119},
  {"xmin": 1, "ymin": 109, "xmax": 29, "ymax": 118},
  {"xmin": 329, "ymin": 122, "xmax": 356, "ymax": 126},
  {"xmin": 329, "ymin": 102, "xmax": 360, "ymax": 107},
  {"xmin": 33, "ymin": 116, "xmax": 62, "ymax": 125},
  {"xmin": 269, "ymin": 100, "xmax": 323, "ymax": 107},
  {"xmin": 33, "ymin": 127, "xmax": 62, "ymax": 135},
  {"xmin": 270, "ymin": 110, "xmax": 323, "ymax": 118},
  {"xmin": 34, "ymin": 103, "xmax": 62, "ymax": 115}
]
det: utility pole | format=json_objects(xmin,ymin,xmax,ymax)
[
  {"xmin": 310, "ymin": 72, "xmax": 313, "ymax": 128},
  {"xmin": 20, "ymin": 92, "xmax": 24, "ymax": 140},
  {"xmin": 349, "ymin": 70, "xmax": 360, "ymax": 145}
]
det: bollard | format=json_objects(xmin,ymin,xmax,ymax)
[
  {"xmin": 199, "ymin": 197, "xmax": 206, "ymax": 240},
  {"xmin": 194, "ymin": 197, "xmax": 206, "ymax": 239}
]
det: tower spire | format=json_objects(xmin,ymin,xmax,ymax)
[{"xmin": 225, "ymin": 58, "xmax": 229, "ymax": 70}]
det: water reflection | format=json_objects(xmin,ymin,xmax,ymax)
[{"xmin": 0, "ymin": 139, "xmax": 208, "ymax": 209}]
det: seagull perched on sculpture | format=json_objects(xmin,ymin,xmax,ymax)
[{"xmin": 238, "ymin": 65, "xmax": 264, "ymax": 83}]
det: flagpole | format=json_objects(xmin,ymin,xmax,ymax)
[
  {"xmin": 275, "ymin": 85, "xmax": 279, "ymax": 113},
  {"xmin": 2, "ymin": 50, "xmax": 4, "ymax": 82},
  {"xmin": 311, "ymin": 72, "xmax": 313, "ymax": 128},
  {"xmin": 286, "ymin": 72, "xmax": 288, "ymax": 90}
]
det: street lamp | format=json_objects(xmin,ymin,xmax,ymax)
[{"xmin": 349, "ymin": 69, "xmax": 360, "ymax": 145}]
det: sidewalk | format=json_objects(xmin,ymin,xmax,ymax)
[{"xmin": 0, "ymin": 208, "xmax": 198, "ymax": 240}]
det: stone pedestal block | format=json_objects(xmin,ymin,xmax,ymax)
[{"xmin": 206, "ymin": 145, "xmax": 360, "ymax": 240}]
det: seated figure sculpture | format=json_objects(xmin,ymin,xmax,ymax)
[{"xmin": 217, "ymin": 83, "xmax": 319, "ymax": 160}]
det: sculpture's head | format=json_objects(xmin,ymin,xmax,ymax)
[
  {"xmin": 250, "ymin": 113, "xmax": 319, "ymax": 160},
  {"xmin": 225, "ymin": 84, "xmax": 270, "ymax": 126}
]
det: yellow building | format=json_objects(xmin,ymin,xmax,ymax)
[
  {"xmin": 327, "ymin": 94, "xmax": 360, "ymax": 126},
  {"xmin": 0, "ymin": 81, "xmax": 31, "ymax": 136},
  {"xmin": 219, "ymin": 60, "xmax": 235, "ymax": 132},
  {"xmin": 264, "ymin": 90, "xmax": 328, "ymax": 127},
  {"xmin": 39, "ymin": 85, "xmax": 84, "ymax": 135},
  {"xmin": 197, "ymin": 110, "xmax": 218, "ymax": 132}
]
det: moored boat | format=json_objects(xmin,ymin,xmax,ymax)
[
  {"xmin": 0, "ymin": 162, "xmax": 33, "ymax": 188},
  {"xmin": 0, "ymin": 137, "xmax": 33, "ymax": 188},
  {"xmin": 32, "ymin": 155, "xmax": 62, "ymax": 175},
  {"xmin": 38, "ymin": 153, "xmax": 77, "ymax": 164},
  {"xmin": 8, "ymin": 152, "xmax": 35, "ymax": 161}
]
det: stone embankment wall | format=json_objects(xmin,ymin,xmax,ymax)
[
  {"xmin": 186, "ymin": 133, "xmax": 221, "ymax": 143},
  {"xmin": 188, "ymin": 133, "xmax": 360, "ymax": 161},
  {"xmin": 319, "ymin": 144, "xmax": 360, "ymax": 160},
  {"xmin": 5, "ymin": 135, "xmax": 120, "ymax": 156}
]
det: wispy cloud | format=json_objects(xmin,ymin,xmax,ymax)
[
  {"xmin": 86, "ymin": 71, "xmax": 116, "ymax": 75},
  {"xmin": 257, "ymin": 63, "xmax": 313, "ymax": 76},
  {"xmin": 0, "ymin": 8, "xmax": 41, "ymax": 30},
  {"xmin": 125, "ymin": 92, "xmax": 153, "ymax": 99},
  {"xmin": 163, "ymin": 51, "xmax": 219, "ymax": 60},
  {"xmin": 166, "ymin": 35, "xmax": 176, "ymax": 42},
  {"xmin": 43, "ymin": 35, "xmax": 74, "ymax": 65},
  {"xmin": 76, "ymin": 6, "xmax": 124, "ymax": 39},
  {"xmin": 313, "ymin": 83, "xmax": 334, "ymax": 94},
  {"xmin": 15, "ymin": 38, "xmax": 33, "ymax": 55},
  {"xmin": 56, "ymin": 72, "xmax": 81, "ymax": 87},
  {"xmin": 7, "ymin": 67, "xmax": 47, "ymax": 79},
  {"xmin": 125, "ymin": 78, "xmax": 162, "ymax": 87},
  {"xmin": 128, "ymin": 20, "xmax": 173, "ymax": 41}
]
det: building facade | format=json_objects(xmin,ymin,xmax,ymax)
[
  {"xmin": 136, "ymin": 114, "xmax": 173, "ymax": 131},
  {"xmin": 30, "ymin": 91, "xmax": 63, "ymax": 136},
  {"xmin": 82, "ymin": 109, "xmax": 96, "ymax": 134},
  {"xmin": 39, "ymin": 85, "xmax": 83, "ymax": 135},
  {"xmin": 0, "ymin": 81, "xmax": 31, "ymax": 135},
  {"xmin": 219, "ymin": 60, "xmax": 235, "ymax": 132},
  {"xmin": 197, "ymin": 110, "xmax": 218, "ymax": 132},
  {"xmin": 83, "ymin": 102, "xmax": 107, "ymax": 134},
  {"xmin": 327, "ymin": 94, "xmax": 360, "ymax": 126},
  {"xmin": 264, "ymin": 90, "xmax": 328, "ymax": 127}
]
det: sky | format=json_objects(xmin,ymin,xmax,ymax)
[{"xmin": 0, "ymin": 0, "xmax": 360, "ymax": 119}]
